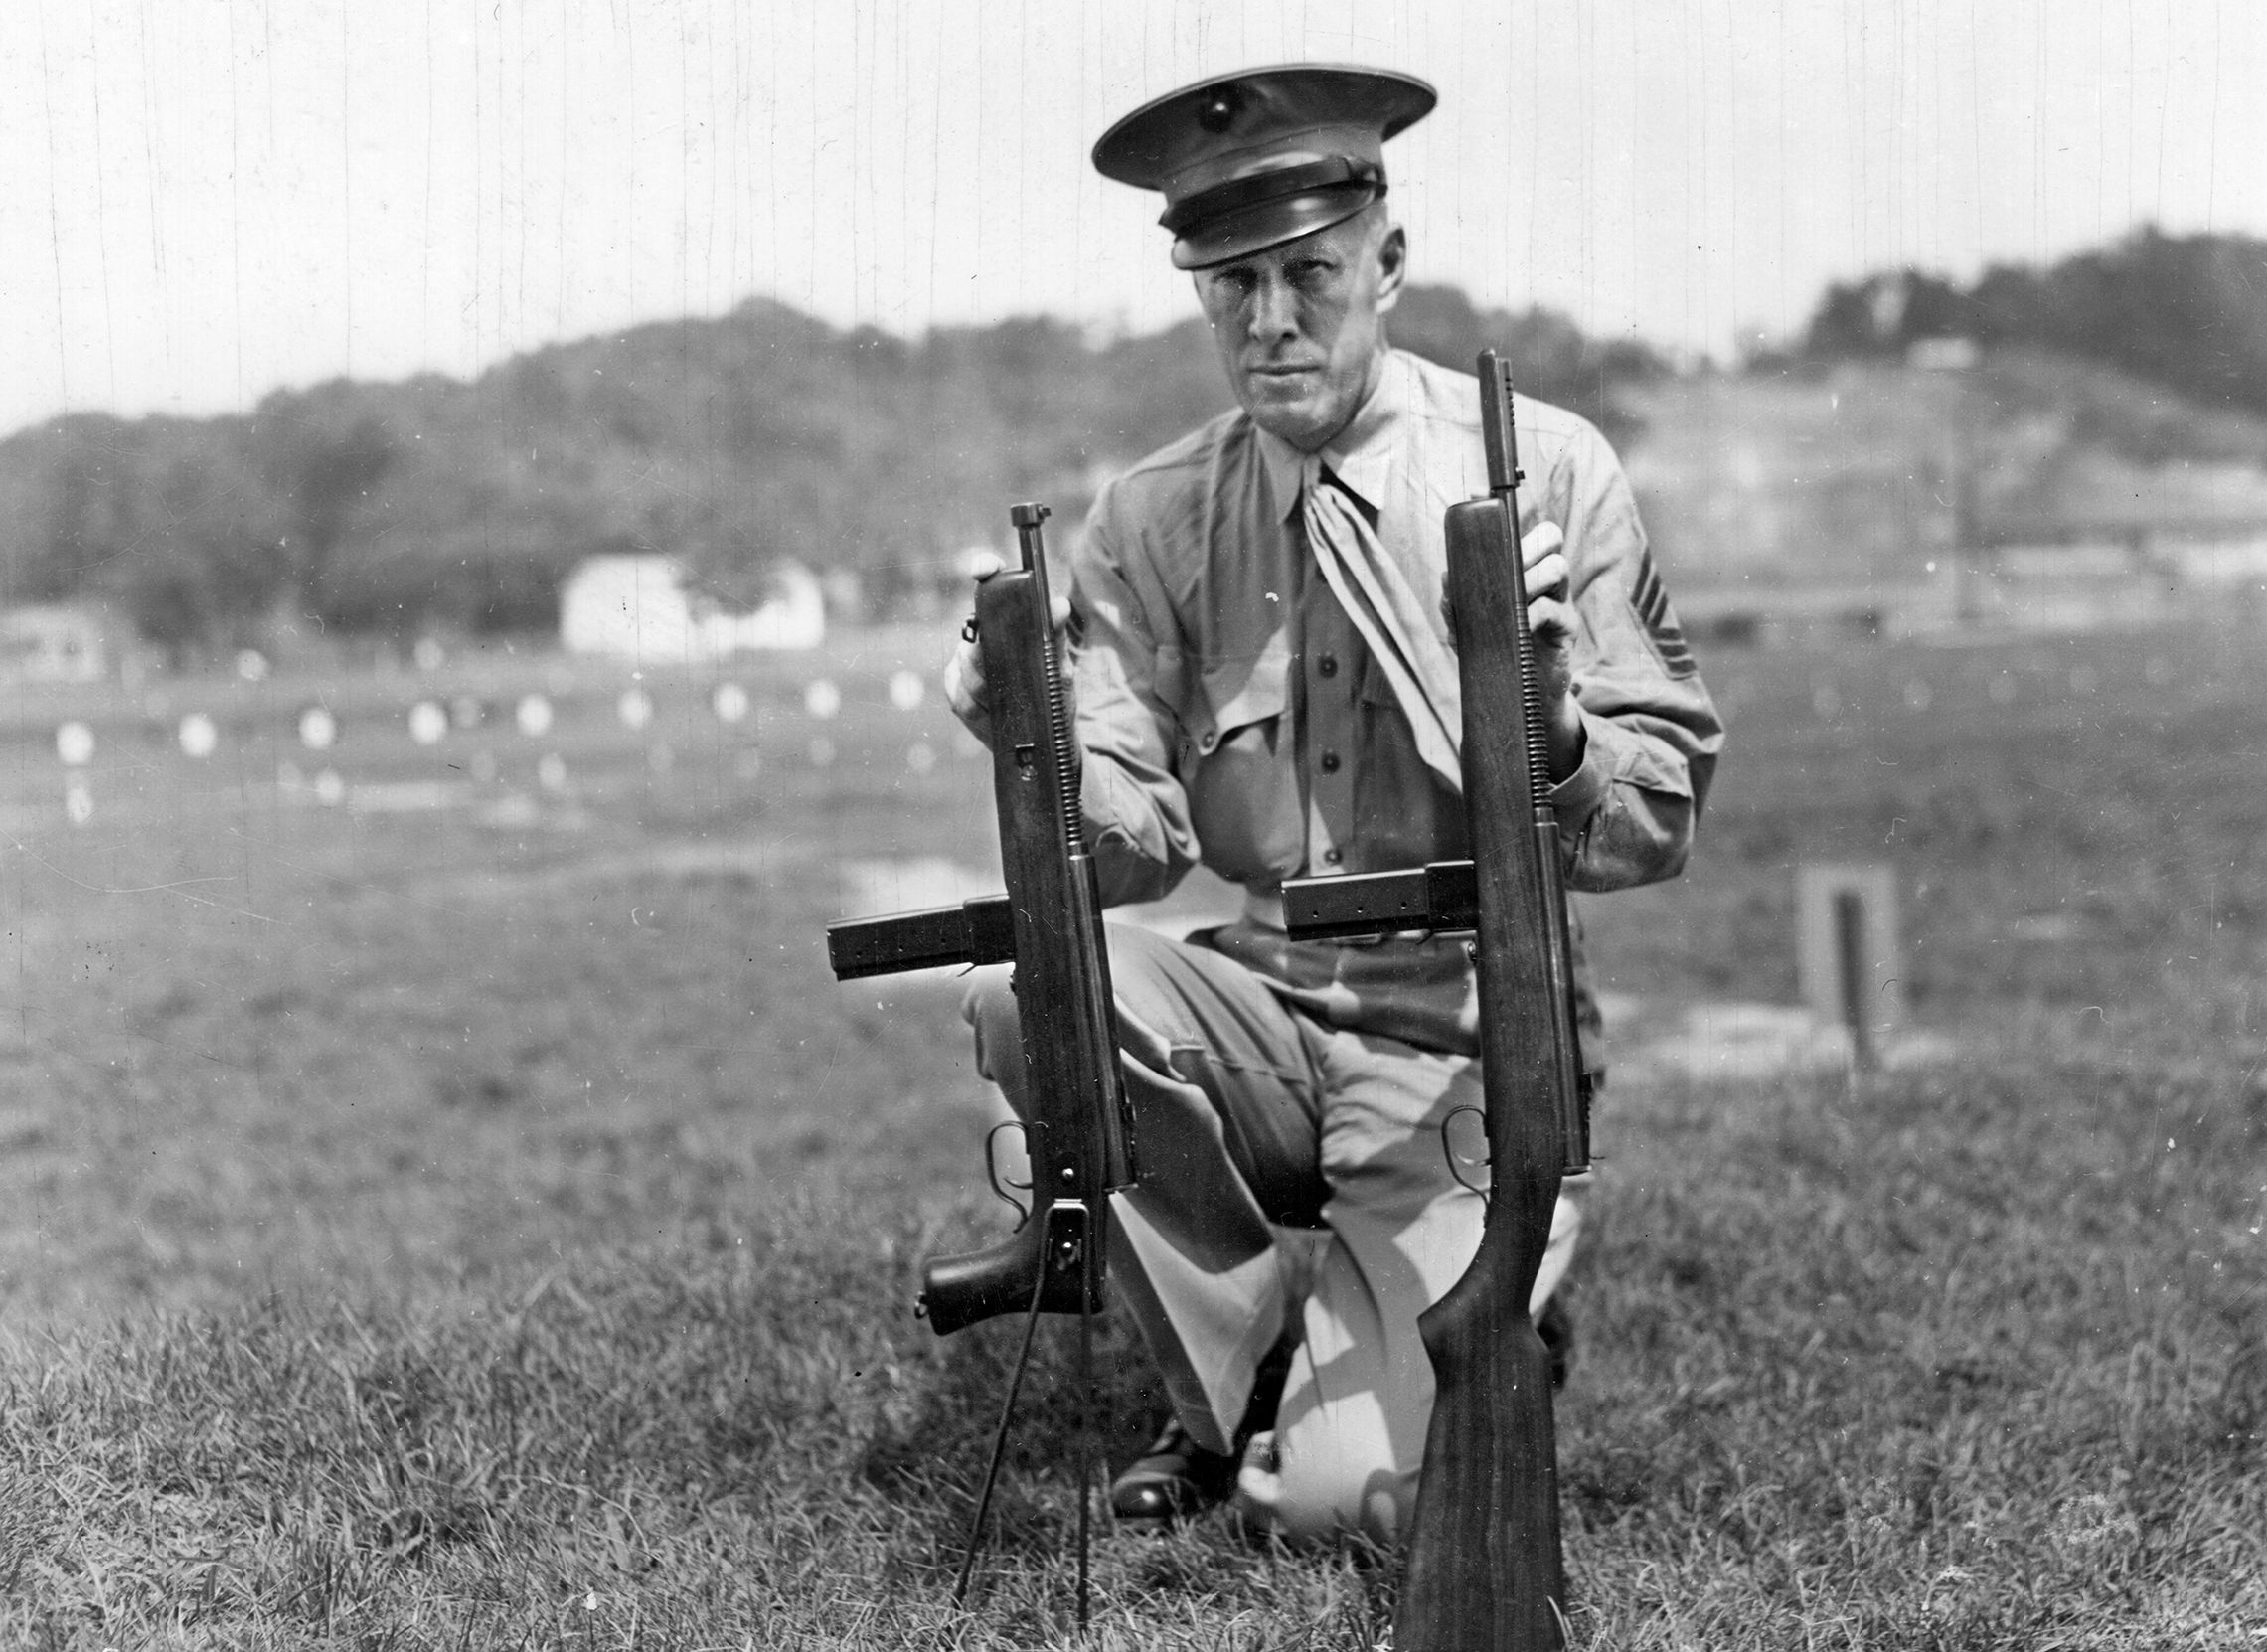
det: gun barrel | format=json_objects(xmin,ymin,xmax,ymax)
[{"xmin": 1480, "ymin": 349, "xmax": 1524, "ymax": 499}]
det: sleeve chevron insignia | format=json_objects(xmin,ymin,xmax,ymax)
[{"xmin": 1630, "ymin": 548, "xmax": 1698, "ymax": 678}]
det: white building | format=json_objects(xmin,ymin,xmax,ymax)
[{"xmin": 559, "ymin": 556, "xmax": 825, "ymax": 663}]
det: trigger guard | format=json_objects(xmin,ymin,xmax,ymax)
[
  {"xmin": 983, "ymin": 1120, "xmax": 1034, "ymax": 1230},
  {"xmin": 1440, "ymin": 1103, "xmax": 1492, "ymax": 1199}
]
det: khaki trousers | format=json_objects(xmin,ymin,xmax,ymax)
[{"xmin": 963, "ymin": 921, "xmax": 1580, "ymax": 1544}]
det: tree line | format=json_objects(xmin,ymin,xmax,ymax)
[
  {"xmin": 1802, "ymin": 227, "xmax": 2267, "ymax": 423},
  {"xmin": 7, "ymin": 227, "xmax": 2262, "ymax": 653},
  {"xmin": 0, "ymin": 287, "xmax": 1659, "ymax": 654}
]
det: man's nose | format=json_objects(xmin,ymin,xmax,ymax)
[{"xmin": 1246, "ymin": 274, "xmax": 1299, "ymax": 343}]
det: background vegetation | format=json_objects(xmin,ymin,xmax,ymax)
[
  {"xmin": 8, "ymin": 226, "xmax": 2267, "ymax": 655},
  {"xmin": 0, "ymin": 287, "xmax": 1659, "ymax": 651},
  {"xmin": 1804, "ymin": 228, "xmax": 2267, "ymax": 423}
]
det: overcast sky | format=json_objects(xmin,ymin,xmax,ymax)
[{"xmin": 5, "ymin": 0, "xmax": 2260, "ymax": 437}]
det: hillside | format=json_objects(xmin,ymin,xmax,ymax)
[
  {"xmin": 0, "ymin": 287, "xmax": 1655, "ymax": 653},
  {"xmin": 1807, "ymin": 229, "xmax": 2267, "ymax": 422},
  {"xmin": 1625, "ymin": 346, "xmax": 2267, "ymax": 600},
  {"xmin": 12, "ymin": 246, "xmax": 2267, "ymax": 656}
]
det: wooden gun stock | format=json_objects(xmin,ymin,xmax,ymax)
[{"xmin": 1282, "ymin": 353, "xmax": 1584, "ymax": 1648}]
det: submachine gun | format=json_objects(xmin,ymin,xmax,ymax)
[
  {"xmin": 824, "ymin": 502, "xmax": 1136, "ymax": 1629},
  {"xmin": 1281, "ymin": 351, "xmax": 1591, "ymax": 1650}
]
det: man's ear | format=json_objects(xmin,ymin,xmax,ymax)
[{"xmin": 1373, "ymin": 221, "xmax": 1408, "ymax": 315}]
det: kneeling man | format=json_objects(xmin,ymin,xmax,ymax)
[{"xmin": 945, "ymin": 64, "xmax": 1722, "ymax": 1543}]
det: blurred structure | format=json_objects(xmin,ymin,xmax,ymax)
[
  {"xmin": 559, "ymin": 556, "xmax": 824, "ymax": 662},
  {"xmin": 1627, "ymin": 348, "xmax": 2267, "ymax": 645},
  {"xmin": 0, "ymin": 603, "xmax": 109, "ymax": 684},
  {"xmin": 1796, "ymin": 863, "xmax": 1905, "ymax": 1072},
  {"xmin": 1980, "ymin": 461, "xmax": 2267, "ymax": 629}
]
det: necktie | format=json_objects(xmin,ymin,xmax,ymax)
[{"xmin": 1298, "ymin": 455, "xmax": 1465, "ymax": 793}]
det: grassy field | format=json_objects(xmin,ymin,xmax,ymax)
[{"xmin": 2, "ymin": 617, "xmax": 2262, "ymax": 1648}]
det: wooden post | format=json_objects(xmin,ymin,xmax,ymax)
[{"xmin": 1797, "ymin": 864, "xmax": 1903, "ymax": 1071}]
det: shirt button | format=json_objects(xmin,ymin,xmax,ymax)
[
  {"xmin": 1323, "ymin": 847, "xmax": 1343, "ymax": 865},
  {"xmin": 1317, "ymin": 653, "xmax": 1339, "ymax": 678},
  {"xmin": 1319, "ymin": 749, "xmax": 1341, "ymax": 774}
]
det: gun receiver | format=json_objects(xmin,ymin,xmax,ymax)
[{"xmin": 1281, "ymin": 353, "xmax": 1584, "ymax": 1649}]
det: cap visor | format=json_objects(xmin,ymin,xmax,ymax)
[{"xmin": 1172, "ymin": 187, "xmax": 1379, "ymax": 270}]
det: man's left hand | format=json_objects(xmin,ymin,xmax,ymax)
[
  {"xmin": 943, "ymin": 590, "xmax": 1077, "ymax": 754},
  {"xmin": 1441, "ymin": 522, "xmax": 1585, "ymax": 782},
  {"xmin": 1519, "ymin": 522, "xmax": 1585, "ymax": 781}
]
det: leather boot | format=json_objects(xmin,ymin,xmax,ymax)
[
  {"xmin": 1111, "ymin": 1340, "xmax": 1294, "ymax": 1529},
  {"xmin": 1107, "ymin": 1418, "xmax": 1241, "ymax": 1528},
  {"xmin": 1538, "ymin": 1293, "xmax": 1576, "ymax": 1390}
]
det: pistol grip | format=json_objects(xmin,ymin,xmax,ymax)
[{"xmin": 918, "ymin": 1204, "xmax": 1102, "ymax": 1335}]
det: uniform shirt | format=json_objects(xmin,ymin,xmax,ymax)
[{"xmin": 1068, "ymin": 347, "xmax": 1722, "ymax": 1057}]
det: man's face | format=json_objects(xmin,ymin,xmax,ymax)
[{"xmin": 1193, "ymin": 211, "xmax": 1405, "ymax": 452}]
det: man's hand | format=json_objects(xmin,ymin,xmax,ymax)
[
  {"xmin": 1518, "ymin": 522, "xmax": 1584, "ymax": 781},
  {"xmin": 1441, "ymin": 521, "xmax": 1585, "ymax": 783},
  {"xmin": 943, "ymin": 589, "xmax": 1075, "ymax": 751}
]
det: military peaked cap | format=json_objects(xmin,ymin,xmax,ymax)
[{"xmin": 1092, "ymin": 64, "xmax": 1436, "ymax": 270}]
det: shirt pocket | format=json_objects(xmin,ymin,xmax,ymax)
[
  {"xmin": 1182, "ymin": 640, "xmax": 1300, "ymax": 882},
  {"xmin": 1347, "ymin": 645, "xmax": 1463, "ymax": 862},
  {"xmin": 1183, "ymin": 639, "xmax": 1291, "ymax": 762}
]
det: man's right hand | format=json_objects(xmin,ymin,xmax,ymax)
[{"xmin": 944, "ymin": 590, "xmax": 1073, "ymax": 750}]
